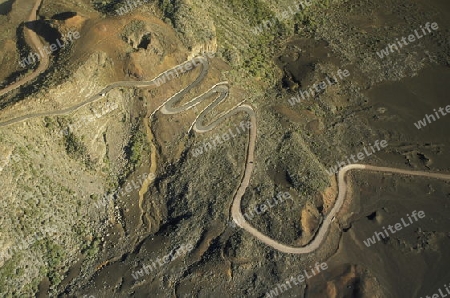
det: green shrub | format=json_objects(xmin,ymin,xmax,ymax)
[{"xmin": 126, "ymin": 128, "xmax": 149, "ymax": 169}]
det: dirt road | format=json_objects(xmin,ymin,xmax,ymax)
[
  {"xmin": 0, "ymin": 0, "xmax": 49, "ymax": 97},
  {"xmin": 2, "ymin": 53, "xmax": 449, "ymax": 255}
]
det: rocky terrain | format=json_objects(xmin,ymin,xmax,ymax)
[{"xmin": 0, "ymin": 0, "xmax": 449, "ymax": 297}]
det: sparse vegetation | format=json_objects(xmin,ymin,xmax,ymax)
[
  {"xmin": 2, "ymin": 0, "xmax": 444, "ymax": 297},
  {"xmin": 92, "ymin": 0, "xmax": 124, "ymax": 15},
  {"xmin": 44, "ymin": 241, "xmax": 65, "ymax": 285},
  {"xmin": 158, "ymin": 0, "xmax": 180, "ymax": 26},
  {"xmin": 125, "ymin": 125, "xmax": 149, "ymax": 171},
  {"xmin": 64, "ymin": 131, "xmax": 93, "ymax": 168}
]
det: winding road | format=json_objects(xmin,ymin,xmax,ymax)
[
  {"xmin": 2, "ymin": 51, "xmax": 450, "ymax": 255},
  {"xmin": 235, "ymin": 163, "xmax": 450, "ymax": 254}
]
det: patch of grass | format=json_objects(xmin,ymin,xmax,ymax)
[
  {"xmin": 122, "ymin": 20, "xmax": 146, "ymax": 39},
  {"xmin": 158, "ymin": 0, "xmax": 180, "ymax": 26},
  {"xmin": 0, "ymin": 253, "xmax": 21, "ymax": 287},
  {"xmin": 83, "ymin": 238, "xmax": 101, "ymax": 258},
  {"xmin": 226, "ymin": 0, "xmax": 274, "ymax": 26},
  {"xmin": 43, "ymin": 241, "xmax": 65, "ymax": 285},
  {"xmin": 91, "ymin": 0, "xmax": 123, "ymax": 15},
  {"xmin": 0, "ymin": 251, "xmax": 42, "ymax": 296},
  {"xmin": 64, "ymin": 131, "xmax": 86, "ymax": 157},
  {"xmin": 63, "ymin": 131, "xmax": 93, "ymax": 169},
  {"xmin": 43, "ymin": 116, "xmax": 55, "ymax": 128},
  {"xmin": 125, "ymin": 126, "xmax": 149, "ymax": 171}
]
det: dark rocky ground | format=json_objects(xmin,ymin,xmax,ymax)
[
  {"xmin": 71, "ymin": 0, "xmax": 450, "ymax": 297},
  {"xmin": 0, "ymin": 0, "xmax": 449, "ymax": 297}
]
